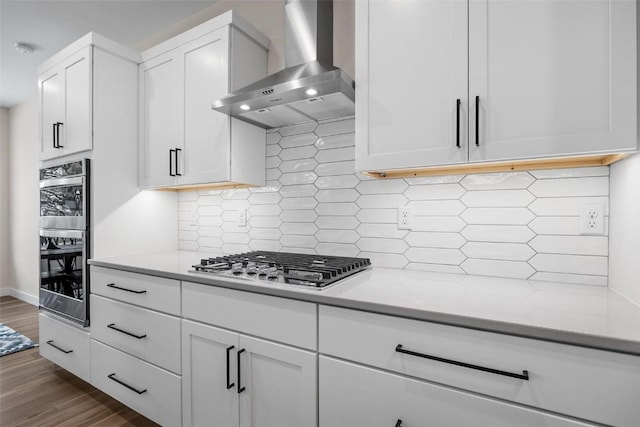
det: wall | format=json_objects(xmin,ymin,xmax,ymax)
[
  {"xmin": 7, "ymin": 97, "xmax": 39, "ymax": 302},
  {"xmin": 179, "ymin": 117, "xmax": 610, "ymax": 286},
  {"xmin": 609, "ymin": 153, "xmax": 640, "ymax": 306},
  {"xmin": 133, "ymin": 0, "xmax": 355, "ymax": 79},
  {"xmin": 0, "ymin": 107, "xmax": 9, "ymax": 293}
]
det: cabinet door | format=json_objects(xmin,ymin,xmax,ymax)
[
  {"xmin": 355, "ymin": 0, "xmax": 468, "ymax": 172},
  {"xmin": 139, "ymin": 53, "xmax": 181, "ymax": 188},
  {"xmin": 469, "ymin": 0, "xmax": 636, "ymax": 162},
  {"xmin": 40, "ymin": 67, "xmax": 64, "ymax": 159},
  {"xmin": 320, "ymin": 357, "xmax": 597, "ymax": 427},
  {"xmin": 180, "ymin": 27, "xmax": 231, "ymax": 185},
  {"xmin": 61, "ymin": 46, "xmax": 92, "ymax": 156},
  {"xmin": 182, "ymin": 320, "xmax": 239, "ymax": 427},
  {"xmin": 239, "ymin": 335, "xmax": 317, "ymax": 427},
  {"xmin": 39, "ymin": 46, "xmax": 92, "ymax": 160}
]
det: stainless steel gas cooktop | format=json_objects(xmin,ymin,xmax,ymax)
[{"xmin": 190, "ymin": 251, "xmax": 371, "ymax": 289}]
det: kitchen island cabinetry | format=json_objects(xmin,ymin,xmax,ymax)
[
  {"xmin": 182, "ymin": 282, "xmax": 317, "ymax": 427},
  {"xmin": 139, "ymin": 11, "xmax": 269, "ymax": 189},
  {"xmin": 356, "ymin": 0, "xmax": 637, "ymax": 175}
]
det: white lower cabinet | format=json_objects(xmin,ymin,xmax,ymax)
[
  {"xmin": 39, "ymin": 312, "xmax": 91, "ymax": 383},
  {"xmin": 319, "ymin": 356, "xmax": 596, "ymax": 427},
  {"xmin": 91, "ymin": 340, "xmax": 181, "ymax": 426},
  {"xmin": 182, "ymin": 319, "xmax": 317, "ymax": 427}
]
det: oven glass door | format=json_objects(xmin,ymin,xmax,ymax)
[
  {"xmin": 39, "ymin": 229, "xmax": 88, "ymax": 325},
  {"xmin": 40, "ymin": 176, "xmax": 86, "ymax": 229}
]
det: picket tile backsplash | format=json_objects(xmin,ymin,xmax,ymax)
[{"xmin": 179, "ymin": 117, "xmax": 610, "ymax": 286}]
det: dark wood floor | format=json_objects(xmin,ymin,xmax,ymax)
[{"xmin": 0, "ymin": 296, "xmax": 159, "ymax": 426}]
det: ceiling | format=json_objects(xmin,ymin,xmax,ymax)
[{"xmin": 0, "ymin": 0, "xmax": 218, "ymax": 108}]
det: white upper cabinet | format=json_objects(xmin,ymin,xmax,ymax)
[
  {"xmin": 356, "ymin": 0, "xmax": 637, "ymax": 174},
  {"xmin": 469, "ymin": 0, "xmax": 637, "ymax": 162},
  {"xmin": 139, "ymin": 12, "xmax": 269, "ymax": 189},
  {"xmin": 39, "ymin": 46, "xmax": 92, "ymax": 161},
  {"xmin": 355, "ymin": 0, "xmax": 468, "ymax": 171}
]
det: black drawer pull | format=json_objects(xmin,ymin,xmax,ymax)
[
  {"xmin": 46, "ymin": 340, "xmax": 73, "ymax": 354},
  {"xmin": 475, "ymin": 95, "xmax": 480, "ymax": 147},
  {"xmin": 395, "ymin": 344, "xmax": 529, "ymax": 381},
  {"xmin": 107, "ymin": 373, "xmax": 147, "ymax": 395},
  {"xmin": 226, "ymin": 345, "xmax": 235, "ymax": 389},
  {"xmin": 175, "ymin": 148, "xmax": 182, "ymax": 176},
  {"xmin": 55, "ymin": 122, "xmax": 64, "ymax": 148},
  {"xmin": 237, "ymin": 348, "xmax": 246, "ymax": 394},
  {"xmin": 106, "ymin": 283, "xmax": 146, "ymax": 294},
  {"xmin": 395, "ymin": 420, "xmax": 403, "ymax": 427},
  {"xmin": 107, "ymin": 323, "xmax": 147, "ymax": 340}
]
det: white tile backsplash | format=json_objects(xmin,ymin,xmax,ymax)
[{"xmin": 179, "ymin": 117, "xmax": 611, "ymax": 286}]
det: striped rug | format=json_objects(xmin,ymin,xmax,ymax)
[{"xmin": 0, "ymin": 323, "xmax": 38, "ymax": 357}]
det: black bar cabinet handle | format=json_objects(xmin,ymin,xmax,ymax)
[
  {"xmin": 237, "ymin": 348, "xmax": 246, "ymax": 394},
  {"xmin": 46, "ymin": 339, "xmax": 73, "ymax": 354},
  {"xmin": 475, "ymin": 96, "xmax": 480, "ymax": 147},
  {"xmin": 107, "ymin": 373, "xmax": 147, "ymax": 395},
  {"xmin": 395, "ymin": 344, "xmax": 529, "ymax": 381},
  {"xmin": 169, "ymin": 149, "xmax": 175, "ymax": 176},
  {"xmin": 52, "ymin": 123, "xmax": 57, "ymax": 148},
  {"xmin": 395, "ymin": 420, "xmax": 403, "ymax": 427},
  {"xmin": 175, "ymin": 148, "xmax": 182, "ymax": 176},
  {"xmin": 456, "ymin": 99, "xmax": 461, "ymax": 148},
  {"xmin": 56, "ymin": 122, "xmax": 63, "ymax": 148},
  {"xmin": 107, "ymin": 323, "xmax": 147, "ymax": 340},
  {"xmin": 106, "ymin": 283, "xmax": 147, "ymax": 294},
  {"xmin": 226, "ymin": 345, "xmax": 235, "ymax": 389}
]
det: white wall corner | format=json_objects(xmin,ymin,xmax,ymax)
[{"xmin": 609, "ymin": 152, "xmax": 640, "ymax": 306}]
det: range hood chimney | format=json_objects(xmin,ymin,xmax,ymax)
[{"xmin": 212, "ymin": 0, "xmax": 355, "ymax": 129}]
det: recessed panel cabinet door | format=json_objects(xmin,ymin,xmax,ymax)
[
  {"xmin": 180, "ymin": 28, "xmax": 231, "ymax": 186},
  {"xmin": 469, "ymin": 0, "xmax": 636, "ymax": 162},
  {"xmin": 182, "ymin": 320, "xmax": 239, "ymax": 427},
  {"xmin": 40, "ymin": 68, "xmax": 64, "ymax": 159},
  {"xmin": 239, "ymin": 335, "xmax": 317, "ymax": 427},
  {"xmin": 139, "ymin": 53, "xmax": 180, "ymax": 188},
  {"xmin": 355, "ymin": 0, "xmax": 468, "ymax": 171},
  {"xmin": 62, "ymin": 47, "xmax": 92, "ymax": 156}
]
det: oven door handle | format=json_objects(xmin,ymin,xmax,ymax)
[
  {"xmin": 39, "ymin": 176, "xmax": 84, "ymax": 189},
  {"xmin": 40, "ymin": 229, "xmax": 84, "ymax": 239}
]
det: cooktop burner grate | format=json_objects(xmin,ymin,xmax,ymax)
[{"xmin": 191, "ymin": 251, "xmax": 371, "ymax": 288}]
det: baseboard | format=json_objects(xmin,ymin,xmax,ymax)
[{"xmin": 5, "ymin": 288, "xmax": 39, "ymax": 306}]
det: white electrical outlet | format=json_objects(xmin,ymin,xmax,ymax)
[
  {"xmin": 579, "ymin": 204, "xmax": 605, "ymax": 235},
  {"xmin": 398, "ymin": 206, "xmax": 413, "ymax": 230},
  {"xmin": 237, "ymin": 209, "xmax": 247, "ymax": 227}
]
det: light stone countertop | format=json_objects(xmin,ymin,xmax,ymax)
[{"xmin": 89, "ymin": 251, "xmax": 640, "ymax": 356}]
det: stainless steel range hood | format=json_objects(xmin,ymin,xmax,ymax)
[{"xmin": 212, "ymin": 0, "xmax": 354, "ymax": 129}]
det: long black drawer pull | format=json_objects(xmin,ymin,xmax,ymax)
[
  {"xmin": 237, "ymin": 348, "xmax": 246, "ymax": 394},
  {"xmin": 226, "ymin": 345, "xmax": 235, "ymax": 389},
  {"xmin": 107, "ymin": 323, "xmax": 147, "ymax": 340},
  {"xmin": 395, "ymin": 344, "xmax": 529, "ymax": 380},
  {"xmin": 475, "ymin": 95, "xmax": 480, "ymax": 147},
  {"xmin": 455, "ymin": 99, "xmax": 461, "ymax": 148},
  {"xmin": 52, "ymin": 123, "xmax": 57, "ymax": 149},
  {"xmin": 46, "ymin": 340, "xmax": 73, "ymax": 354},
  {"xmin": 107, "ymin": 373, "xmax": 147, "ymax": 395},
  {"xmin": 169, "ymin": 149, "xmax": 176, "ymax": 176},
  {"xmin": 395, "ymin": 420, "xmax": 403, "ymax": 427},
  {"xmin": 106, "ymin": 283, "xmax": 146, "ymax": 294}
]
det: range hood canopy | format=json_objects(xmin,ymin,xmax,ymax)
[{"xmin": 212, "ymin": 0, "xmax": 355, "ymax": 129}]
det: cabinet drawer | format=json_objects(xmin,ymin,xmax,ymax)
[
  {"xmin": 91, "ymin": 266, "xmax": 180, "ymax": 315},
  {"xmin": 90, "ymin": 294, "xmax": 181, "ymax": 374},
  {"xmin": 39, "ymin": 312, "xmax": 91, "ymax": 383},
  {"xmin": 182, "ymin": 282, "xmax": 317, "ymax": 350},
  {"xmin": 320, "ymin": 356, "xmax": 595, "ymax": 427},
  {"xmin": 319, "ymin": 305, "xmax": 640, "ymax": 427},
  {"xmin": 91, "ymin": 340, "xmax": 181, "ymax": 427}
]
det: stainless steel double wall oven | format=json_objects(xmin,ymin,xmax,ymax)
[{"xmin": 39, "ymin": 159, "xmax": 90, "ymax": 325}]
